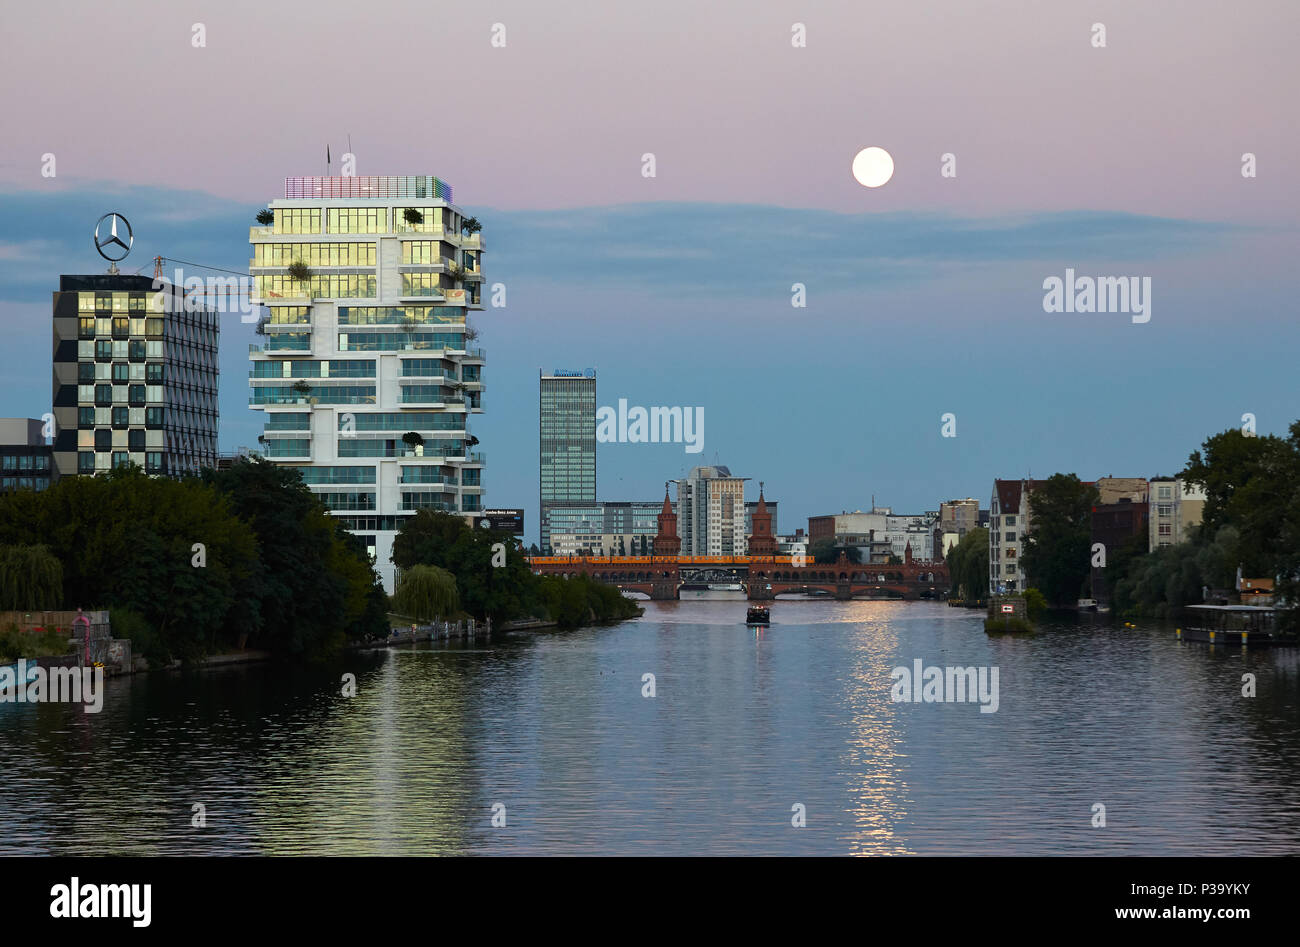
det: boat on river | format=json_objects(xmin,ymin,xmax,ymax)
[
  {"xmin": 745, "ymin": 604, "xmax": 770, "ymax": 625},
  {"xmin": 1176, "ymin": 605, "xmax": 1293, "ymax": 647}
]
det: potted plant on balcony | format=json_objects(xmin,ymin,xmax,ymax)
[
  {"xmin": 402, "ymin": 208, "xmax": 424, "ymax": 229},
  {"xmin": 446, "ymin": 262, "xmax": 467, "ymax": 283},
  {"xmin": 256, "ymin": 209, "xmax": 274, "ymax": 226},
  {"xmin": 402, "ymin": 431, "xmax": 424, "ymax": 457},
  {"xmin": 461, "ymin": 216, "xmax": 481, "ymax": 236},
  {"xmin": 292, "ymin": 379, "xmax": 312, "ymax": 404},
  {"xmin": 401, "ymin": 314, "xmax": 419, "ymax": 350},
  {"xmin": 286, "ymin": 260, "xmax": 312, "ymax": 297}
]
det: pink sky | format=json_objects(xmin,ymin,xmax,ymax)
[{"xmin": 2, "ymin": 0, "xmax": 1296, "ymax": 221}]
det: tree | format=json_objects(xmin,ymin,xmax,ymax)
[
  {"xmin": 402, "ymin": 208, "xmax": 424, "ymax": 226},
  {"xmin": 286, "ymin": 260, "xmax": 312, "ymax": 283},
  {"xmin": 945, "ymin": 527, "xmax": 989, "ymax": 600},
  {"xmin": 392, "ymin": 565, "xmax": 459, "ymax": 622},
  {"xmin": 0, "ymin": 544, "xmax": 63, "ymax": 610},
  {"xmin": 255, "ymin": 209, "xmax": 274, "ymax": 225},
  {"xmin": 810, "ymin": 538, "xmax": 860, "ymax": 564},
  {"xmin": 461, "ymin": 216, "xmax": 481, "ymax": 236},
  {"xmin": 1020, "ymin": 474, "xmax": 1099, "ymax": 607}
]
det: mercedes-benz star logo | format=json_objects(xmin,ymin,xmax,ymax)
[{"xmin": 93, "ymin": 213, "xmax": 134, "ymax": 262}]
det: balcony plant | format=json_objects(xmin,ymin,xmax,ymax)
[
  {"xmin": 402, "ymin": 208, "xmax": 424, "ymax": 228},
  {"xmin": 292, "ymin": 379, "xmax": 312, "ymax": 404},
  {"xmin": 401, "ymin": 314, "xmax": 419, "ymax": 350},
  {"xmin": 445, "ymin": 262, "xmax": 467, "ymax": 283},
  {"xmin": 461, "ymin": 216, "xmax": 481, "ymax": 236},
  {"xmin": 402, "ymin": 431, "xmax": 424, "ymax": 457},
  {"xmin": 255, "ymin": 209, "xmax": 274, "ymax": 226},
  {"xmin": 286, "ymin": 259, "xmax": 312, "ymax": 284}
]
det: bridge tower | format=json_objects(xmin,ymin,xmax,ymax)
[
  {"xmin": 651, "ymin": 488, "xmax": 680, "ymax": 599},
  {"xmin": 746, "ymin": 485, "xmax": 777, "ymax": 600}
]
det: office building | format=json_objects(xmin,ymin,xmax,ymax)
[
  {"xmin": 248, "ymin": 175, "xmax": 485, "ymax": 591},
  {"xmin": 675, "ymin": 465, "xmax": 748, "ymax": 556},
  {"xmin": 0, "ymin": 418, "xmax": 54, "ymax": 493},
  {"xmin": 539, "ymin": 369, "xmax": 596, "ymax": 553},
  {"xmin": 546, "ymin": 501, "xmax": 660, "ymax": 556},
  {"xmin": 52, "ymin": 274, "xmax": 219, "ymax": 479}
]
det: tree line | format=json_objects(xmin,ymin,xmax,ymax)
[
  {"xmin": 390, "ymin": 510, "xmax": 643, "ymax": 629},
  {"xmin": 981, "ymin": 421, "xmax": 1299, "ymax": 624},
  {"xmin": 0, "ymin": 458, "xmax": 388, "ymax": 663}
]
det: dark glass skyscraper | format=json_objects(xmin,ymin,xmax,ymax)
[
  {"xmin": 539, "ymin": 370, "xmax": 595, "ymax": 553},
  {"xmin": 52, "ymin": 274, "xmax": 219, "ymax": 479}
]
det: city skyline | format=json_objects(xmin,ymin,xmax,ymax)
[{"xmin": 1, "ymin": 2, "xmax": 1296, "ymax": 547}]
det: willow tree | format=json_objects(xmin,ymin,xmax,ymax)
[
  {"xmin": 392, "ymin": 564, "xmax": 459, "ymax": 622},
  {"xmin": 0, "ymin": 544, "xmax": 64, "ymax": 610}
]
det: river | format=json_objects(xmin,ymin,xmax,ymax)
[{"xmin": 2, "ymin": 598, "xmax": 1297, "ymax": 855}]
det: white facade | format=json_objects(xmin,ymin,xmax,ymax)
[
  {"xmin": 676, "ymin": 465, "xmax": 748, "ymax": 556},
  {"xmin": 1149, "ymin": 477, "xmax": 1207, "ymax": 551},
  {"xmin": 248, "ymin": 176, "xmax": 485, "ymax": 592}
]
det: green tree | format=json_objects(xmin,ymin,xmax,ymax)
[
  {"xmin": 0, "ymin": 544, "xmax": 63, "ymax": 610},
  {"xmin": 392, "ymin": 564, "xmax": 460, "ymax": 622},
  {"xmin": 945, "ymin": 527, "xmax": 989, "ymax": 600},
  {"xmin": 810, "ymin": 538, "xmax": 861, "ymax": 564},
  {"xmin": 1020, "ymin": 474, "xmax": 1100, "ymax": 608}
]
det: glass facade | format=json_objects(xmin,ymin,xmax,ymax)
[
  {"xmin": 249, "ymin": 176, "xmax": 485, "ymax": 592},
  {"xmin": 52, "ymin": 276, "xmax": 219, "ymax": 480},
  {"xmin": 539, "ymin": 372, "xmax": 596, "ymax": 553}
]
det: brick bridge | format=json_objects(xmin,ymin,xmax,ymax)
[
  {"xmin": 531, "ymin": 489, "xmax": 947, "ymax": 600},
  {"xmin": 528, "ymin": 551, "xmax": 947, "ymax": 601}
]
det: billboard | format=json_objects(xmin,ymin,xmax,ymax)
[{"xmin": 475, "ymin": 508, "xmax": 524, "ymax": 534}]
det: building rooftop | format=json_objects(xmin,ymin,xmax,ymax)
[{"xmin": 283, "ymin": 175, "xmax": 453, "ymax": 202}]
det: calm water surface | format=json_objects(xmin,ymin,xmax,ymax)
[{"xmin": 2, "ymin": 599, "xmax": 1298, "ymax": 855}]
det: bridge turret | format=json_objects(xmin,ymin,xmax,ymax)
[
  {"xmin": 747, "ymin": 484, "xmax": 777, "ymax": 558},
  {"xmin": 653, "ymin": 486, "xmax": 681, "ymax": 556}
]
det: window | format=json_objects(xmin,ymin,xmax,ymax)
[
  {"xmin": 1005, "ymin": 564, "xmax": 1016, "ymax": 574},
  {"xmin": 78, "ymin": 407, "xmax": 95, "ymax": 427},
  {"xmin": 129, "ymin": 385, "xmax": 146, "ymax": 406},
  {"xmin": 94, "ymin": 429, "xmax": 112, "ymax": 451},
  {"xmin": 77, "ymin": 362, "xmax": 95, "ymax": 383},
  {"xmin": 1158, "ymin": 524, "xmax": 1172, "ymax": 536},
  {"xmin": 1158, "ymin": 486, "xmax": 1172, "ymax": 499},
  {"xmin": 95, "ymin": 340, "xmax": 112, "ymax": 361},
  {"xmin": 112, "ymin": 407, "xmax": 129, "ymax": 428},
  {"xmin": 1005, "ymin": 515, "xmax": 1016, "ymax": 525},
  {"xmin": 401, "ymin": 241, "xmax": 438, "ymax": 264},
  {"xmin": 1157, "ymin": 503, "xmax": 1172, "ymax": 517},
  {"xmin": 78, "ymin": 452, "xmax": 95, "ymax": 474},
  {"xmin": 112, "ymin": 363, "xmax": 130, "ymax": 382},
  {"xmin": 111, "ymin": 451, "xmax": 130, "ymax": 469},
  {"xmin": 145, "ymin": 452, "xmax": 163, "ymax": 473},
  {"xmin": 326, "ymin": 207, "xmax": 385, "ymax": 234},
  {"xmin": 401, "ymin": 273, "xmax": 442, "ymax": 296},
  {"xmin": 94, "ymin": 384, "xmax": 113, "ymax": 406},
  {"xmin": 146, "ymin": 407, "xmax": 164, "ymax": 428},
  {"xmin": 146, "ymin": 363, "xmax": 164, "ymax": 383},
  {"xmin": 274, "ymin": 208, "xmax": 322, "ymax": 234},
  {"xmin": 128, "ymin": 429, "xmax": 146, "ymax": 451},
  {"xmin": 1005, "ymin": 532, "xmax": 1016, "ymax": 542}
]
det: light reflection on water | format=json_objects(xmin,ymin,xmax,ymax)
[{"xmin": 2, "ymin": 599, "xmax": 1297, "ymax": 855}]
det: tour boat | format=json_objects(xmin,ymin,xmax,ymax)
[{"xmin": 745, "ymin": 604, "xmax": 771, "ymax": 625}]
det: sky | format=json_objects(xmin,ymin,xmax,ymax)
[{"xmin": 1, "ymin": 0, "xmax": 1297, "ymax": 546}]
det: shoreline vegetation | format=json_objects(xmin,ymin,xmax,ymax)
[
  {"xmin": 0, "ymin": 459, "xmax": 640, "ymax": 670},
  {"xmin": 946, "ymin": 421, "xmax": 1299, "ymax": 631}
]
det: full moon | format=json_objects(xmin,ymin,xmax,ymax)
[{"xmin": 852, "ymin": 147, "xmax": 895, "ymax": 188}]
